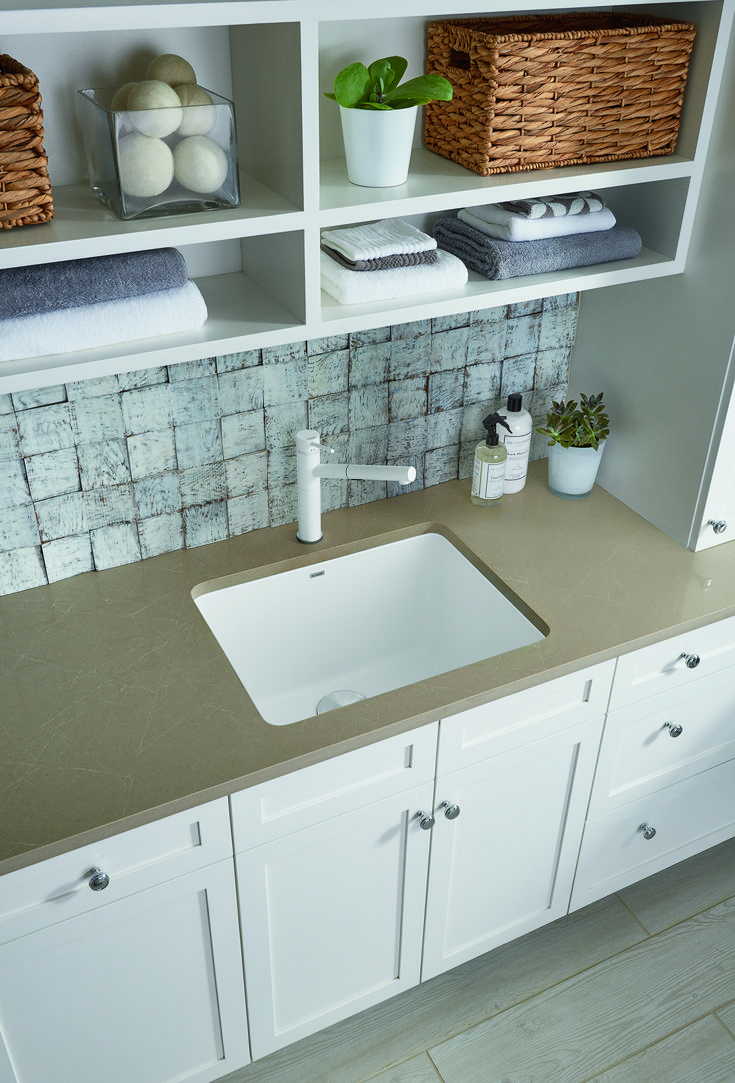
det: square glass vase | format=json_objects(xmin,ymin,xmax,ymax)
[{"xmin": 78, "ymin": 87, "xmax": 240, "ymax": 220}]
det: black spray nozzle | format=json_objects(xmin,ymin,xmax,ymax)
[{"xmin": 482, "ymin": 411, "xmax": 512, "ymax": 446}]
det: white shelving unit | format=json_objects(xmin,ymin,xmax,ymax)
[{"xmin": 1, "ymin": 0, "xmax": 733, "ymax": 393}]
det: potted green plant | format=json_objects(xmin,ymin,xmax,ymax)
[
  {"xmin": 324, "ymin": 56, "xmax": 452, "ymax": 187},
  {"xmin": 536, "ymin": 393, "xmax": 610, "ymax": 499}
]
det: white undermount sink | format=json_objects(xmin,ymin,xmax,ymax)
[{"xmin": 192, "ymin": 528, "xmax": 547, "ymax": 726}]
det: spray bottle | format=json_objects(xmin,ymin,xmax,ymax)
[{"xmin": 471, "ymin": 412, "xmax": 512, "ymax": 508}]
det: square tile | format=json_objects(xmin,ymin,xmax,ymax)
[
  {"xmin": 263, "ymin": 357, "xmax": 308, "ymax": 407},
  {"xmin": 117, "ymin": 367, "xmax": 168, "ymax": 391},
  {"xmin": 349, "ymin": 343, "xmax": 390, "ymax": 388},
  {"xmin": 467, "ymin": 316, "xmax": 507, "ymax": 363},
  {"xmin": 464, "ymin": 361, "xmax": 502, "ymax": 406},
  {"xmin": 85, "ymin": 484, "xmax": 136, "ymax": 530},
  {"xmin": 34, "ymin": 491, "xmax": 87, "ymax": 542},
  {"xmin": 167, "ymin": 358, "xmax": 216, "ymax": 381},
  {"xmin": 429, "ymin": 370, "xmax": 465, "ymax": 414},
  {"xmin": 348, "ymin": 427, "xmax": 388, "ymax": 463},
  {"xmin": 184, "ymin": 502, "xmax": 229, "ymax": 547},
  {"xmin": 387, "ymin": 417, "xmax": 426, "ymax": 459},
  {"xmin": 16, "ymin": 403, "xmax": 74, "ymax": 455},
  {"xmin": 500, "ymin": 355, "xmax": 536, "ymax": 399},
  {"xmin": 268, "ymin": 483, "xmax": 298, "ymax": 527},
  {"xmin": 349, "ymin": 386, "xmax": 389, "ymax": 431},
  {"xmin": 264, "ymin": 402, "xmax": 308, "ymax": 449},
  {"xmin": 262, "ymin": 341, "xmax": 307, "ymax": 366},
  {"xmin": 180, "ymin": 463, "xmax": 227, "ymax": 507},
  {"xmin": 425, "ymin": 444, "xmax": 460, "ymax": 486},
  {"xmin": 78, "ymin": 439, "xmax": 130, "ymax": 490},
  {"xmin": 267, "ymin": 445, "xmax": 298, "ymax": 489},
  {"xmin": 430, "ymin": 327, "xmax": 470, "ymax": 372},
  {"xmin": 174, "ymin": 419, "xmax": 223, "ymax": 470},
  {"xmin": 126, "ymin": 429, "xmax": 177, "ymax": 480},
  {"xmin": 71, "ymin": 394, "xmax": 125, "ymax": 444},
  {"xmin": 225, "ymin": 451, "xmax": 268, "ymax": 499},
  {"xmin": 308, "ymin": 334, "xmax": 349, "ymax": 355},
  {"xmin": 432, "ymin": 312, "xmax": 470, "ymax": 333},
  {"xmin": 0, "ymin": 458, "xmax": 30, "ymax": 508},
  {"xmin": 134, "ymin": 472, "xmax": 182, "ymax": 519},
  {"xmin": 66, "ymin": 375, "xmax": 119, "ymax": 399},
  {"xmin": 535, "ymin": 347, "xmax": 572, "ymax": 389},
  {"xmin": 349, "ymin": 326, "xmax": 390, "ymax": 348},
  {"xmin": 428, "ymin": 408, "xmax": 464, "ymax": 449},
  {"xmin": 392, "ymin": 319, "xmax": 431, "ymax": 341},
  {"xmin": 25, "ymin": 448, "xmax": 81, "ymax": 502},
  {"xmin": 505, "ymin": 312, "xmax": 542, "ymax": 358},
  {"xmin": 390, "ymin": 377, "xmax": 427, "ymax": 422},
  {"xmin": 221, "ymin": 410, "xmax": 266, "ymax": 459},
  {"xmin": 308, "ymin": 349, "xmax": 349, "ymax": 398},
  {"xmin": 91, "ymin": 522, "xmax": 141, "ymax": 570},
  {"xmin": 0, "ymin": 547, "xmax": 47, "ymax": 594},
  {"xmin": 218, "ymin": 369, "xmax": 264, "ymax": 414},
  {"xmin": 388, "ymin": 338, "xmax": 429, "ymax": 380},
  {"xmin": 42, "ymin": 535, "xmax": 94, "ymax": 582},
  {"xmin": 308, "ymin": 392, "xmax": 349, "ymax": 436},
  {"xmin": 138, "ymin": 513, "xmax": 185, "ymax": 559},
  {"xmin": 0, "ymin": 503, "xmax": 39, "ymax": 551},
  {"xmin": 12, "ymin": 386, "xmax": 66, "ymax": 411},
  {"xmin": 227, "ymin": 491, "xmax": 270, "ymax": 535},
  {"xmin": 170, "ymin": 376, "xmax": 221, "ymax": 425},
  {"xmin": 121, "ymin": 385, "xmax": 172, "ymax": 436}
]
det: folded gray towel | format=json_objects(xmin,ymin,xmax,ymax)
[
  {"xmin": 433, "ymin": 218, "xmax": 642, "ymax": 280},
  {"xmin": 321, "ymin": 244, "xmax": 438, "ymax": 272},
  {"xmin": 499, "ymin": 192, "xmax": 604, "ymax": 219},
  {"xmin": 0, "ymin": 247, "xmax": 188, "ymax": 319}
]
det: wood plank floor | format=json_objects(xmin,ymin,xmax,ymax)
[{"xmin": 228, "ymin": 837, "xmax": 735, "ymax": 1083}]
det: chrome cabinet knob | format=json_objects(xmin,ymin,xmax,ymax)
[
  {"xmin": 663, "ymin": 721, "xmax": 684, "ymax": 738},
  {"xmin": 680, "ymin": 652, "xmax": 701, "ymax": 669},
  {"xmin": 439, "ymin": 801, "xmax": 461, "ymax": 820},
  {"xmin": 87, "ymin": 867, "xmax": 110, "ymax": 891},
  {"xmin": 639, "ymin": 823, "xmax": 657, "ymax": 841},
  {"xmin": 416, "ymin": 811, "xmax": 435, "ymax": 831},
  {"xmin": 707, "ymin": 519, "xmax": 728, "ymax": 535}
]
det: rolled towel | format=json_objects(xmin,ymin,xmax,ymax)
[
  {"xmin": 0, "ymin": 248, "xmax": 189, "ymax": 320},
  {"xmin": 433, "ymin": 217, "xmax": 642, "ymax": 281},
  {"xmin": 320, "ymin": 219, "xmax": 436, "ymax": 262},
  {"xmin": 498, "ymin": 192, "xmax": 605, "ymax": 218},
  {"xmin": 0, "ymin": 281, "xmax": 207, "ymax": 362},
  {"xmin": 321, "ymin": 248, "xmax": 467, "ymax": 305},
  {"xmin": 458, "ymin": 205, "xmax": 616, "ymax": 242},
  {"xmin": 320, "ymin": 244, "xmax": 438, "ymax": 272}
]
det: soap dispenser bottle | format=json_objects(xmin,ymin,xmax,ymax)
[
  {"xmin": 471, "ymin": 412, "xmax": 512, "ymax": 508},
  {"xmin": 500, "ymin": 393, "xmax": 533, "ymax": 494}
]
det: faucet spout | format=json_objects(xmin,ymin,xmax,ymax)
[{"xmin": 296, "ymin": 429, "xmax": 416, "ymax": 543}]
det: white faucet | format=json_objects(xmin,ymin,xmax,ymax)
[{"xmin": 296, "ymin": 429, "xmax": 417, "ymax": 543}]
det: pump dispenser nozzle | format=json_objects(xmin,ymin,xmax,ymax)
[{"xmin": 482, "ymin": 411, "xmax": 512, "ymax": 447}]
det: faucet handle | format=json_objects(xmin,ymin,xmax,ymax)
[
  {"xmin": 311, "ymin": 439, "xmax": 334, "ymax": 455},
  {"xmin": 296, "ymin": 429, "xmax": 334, "ymax": 457}
]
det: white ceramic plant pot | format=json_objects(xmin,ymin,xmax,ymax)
[
  {"xmin": 547, "ymin": 441, "xmax": 606, "ymax": 499},
  {"xmin": 338, "ymin": 104, "xmax": 418, "ymax": 187}
]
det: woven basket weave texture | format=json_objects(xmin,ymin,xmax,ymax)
[
  {"xmin": 425, "ymin": 13, "xmax": 696, "ymax": 176},
  {"xmin": 0, "ymin": 54, "xmax": 54, "ymax": 228}
]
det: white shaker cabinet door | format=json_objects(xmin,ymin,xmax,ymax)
[
  {"xmin": 421, "ymin": 717, "xmax": 603, "ymax": 981},
  {"xmin": 0, "ymin": 860, "xmax": 250, "ymax": 1083},
  {"xmin": 237, "ymin": 782, "xmax": 434, "ymax": 1060}
]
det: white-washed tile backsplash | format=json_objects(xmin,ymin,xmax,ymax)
[{"xmin": 0, "ymin": 296, "xmax": 578, "ymax": 595}]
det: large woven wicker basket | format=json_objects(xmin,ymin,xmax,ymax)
[
  {"xmin": 424, "ymin": 13, "xmax": 696, "ymax": 176},
  {"xmin": 0, "ymin": 54, "xmax": 54, "ymax": 228}
]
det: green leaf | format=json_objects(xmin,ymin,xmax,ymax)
[
  {"xmin": 369, "ymin": 55, "xmax": 407, "ymax": 93},
  {"xmin": 385, "ymin": 73, "xmax": 453, "ymax": 104},
  {"xmin": 333, "ymin": 62, "xmax": 372, "ymax": 108}
]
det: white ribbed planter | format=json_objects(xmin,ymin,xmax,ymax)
[
  {"xmin": 339, "ymin": 105, "xmax": 418, "ymax": 187},
  {"xmin": 547, "ymin": 441, "xmax": 606, "ymax": 499}
]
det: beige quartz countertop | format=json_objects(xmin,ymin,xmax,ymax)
[{"xmin": 3, "ymin": 460, "xmax": 735, "ymax": 875}]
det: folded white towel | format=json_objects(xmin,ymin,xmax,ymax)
[
  {"xmin": 0, "ymin": 281, "xmax": 208, "ymax": 362},
  {"xmin": 320, "ymin": 218, "xmax": 436, "ymax": 262},
  {"xmin": 321, "ymin": 248, "xmax": 467, "ymax": 305},
  {"xmin": 458, "ymin": 205, "xmax": 616, "ymax": 242}
]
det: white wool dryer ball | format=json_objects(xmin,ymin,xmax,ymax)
[
  {"xmin": 110, "ymin": 81, "xmax": 138, "ymax": 111},
  {"xmin": 175, "ymin": 84, "xmax": 216, "ymax": 136},
  {"xmin": 146, "ymin": 53, "xmax": 196, "ymax": 87},
  {"xmin": 173, "ymin": 135, "xmax": 228, "ymax": 193},
  {"xmin": 127, "ymin": 80, "xmax": 182, "ymax": 138},
  {"xmin": 118, "ymin": 133, "xmax": 174, "ymax": 197}
]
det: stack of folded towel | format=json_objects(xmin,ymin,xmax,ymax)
[
  {"xmin": 0, "ymin": 247, "xmax": 207, "ymax": 362},
  {"xmin": 320, "ymin": 218, "xmax": 467, "ymax": 305},
  {"xmin": 433, "ymin": 192, "xmax": 642, "ymax": 281}
]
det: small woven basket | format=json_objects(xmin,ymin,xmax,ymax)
[
  {"xmin": 0, "ymin": 54, "xmax": 54, "ymax": 228},
  {"xmin": 425, "ymin": 13, "xmax": 696, "ymax": 176}
]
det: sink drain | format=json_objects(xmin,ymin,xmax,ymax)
[{"xmin": 316, "ymin": 689, "xmax": 367, "ymax": 715}]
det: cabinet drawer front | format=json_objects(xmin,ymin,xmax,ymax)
[
  {"xmin": 571, "ymin": 759, "xmax": 735, "ymax": 910},
  {"xmin": 590, "ymin": 668, "xmax": 735, "ymax": 813},
  {"xmin": 437, "ymin": 661, "xmax": 614, "ymax": 774},
  {"xmin": 0, "ymin": 798, "xmax": 233, "ymax": 944},
  {"xmin": 608, "ymin": 615, "xmax": 735, "ymax": 709},
  {"xmin": 230, "ymin": 722, "xmax": 438, "ymax": 851}
]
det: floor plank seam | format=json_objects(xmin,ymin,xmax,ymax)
[{"xmin": 714, "ymin": 1003, "xmax": 735, "ymax": 1039}]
